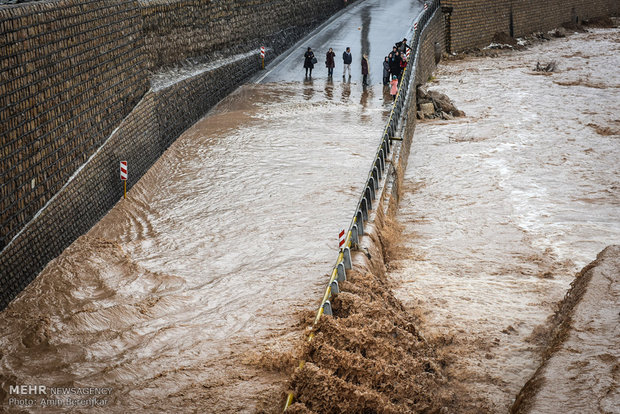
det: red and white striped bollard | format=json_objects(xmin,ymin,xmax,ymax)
[
  {"xmin": 260, "ymin": 46, "xmax": 265, "ymax": 69},
  {"xmin": 120, "ymin": 160, "xmax": 127, "ymax": 199}
]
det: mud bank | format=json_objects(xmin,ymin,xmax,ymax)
[{"xmin": 512, "ymin": 245, "xmax": 620, "ymax": 414}]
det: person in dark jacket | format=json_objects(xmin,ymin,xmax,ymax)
[
  {"xmin": 393, "ymin": 51, "xmax": 403, "ymax": 80},
  {"xmin": 382, "ymin": 56, "xmax": 390, "ymax": 86},
  {"xmin": 342, "ymin": 47, "xmax": 352, "ymax": 78},
  {"xmin": 361, "ymin": 54, "xmax": 369, "ymax": 86},
  {"xmin": 389, "ymin": 52, "xmax": 401, "ymax": 80},
  {"xmin": 326, "ymin": 48, "xmax": 336, "ymax": 78},
  {"xmin": 304, "ymin": 47, "xmax": 315, "ymax": 77},
  {"xmin": 396, "ymin": 38, "xmax": 410, "ymax": 54}
]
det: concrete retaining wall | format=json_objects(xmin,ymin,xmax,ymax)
[{"xmin": 397, "ymin": 7, "xmax": 444, "ymax": 213}]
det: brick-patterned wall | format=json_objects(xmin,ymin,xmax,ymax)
[
  {"xmin": 415, "ymin": 10, "xmax": 444, "ymax": 86},
  {"xmin": 442, "ymin": 0, "xmax": 618, "ymax": 52},
  {"xmin": 140, "ymin": 0, "xmax": 349, "ymax": 70},
  {"xmin": 0, "ymin": 55, "xmax": 258, "ymax": 308},
  {"xmin": 0, "ymin": 0, "xmax": 356, "ymax": 309},
  {"xmin": 0, "ymin": 0, "xmax": 148, "ymax": 251},
  {"xmin": 513, "ymin": 0, "xmax": 617, "ymax": 35}
]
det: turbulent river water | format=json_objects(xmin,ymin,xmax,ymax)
[
  {"xmin": 0, "ymin": 81, "xmax": 395, "ymax": 412},
  {"xmin": 1, "ymin": 11, "xmax": 617, "ymax": 414},
  {"xmin": 1, "ymin": 0, "xmax": 427, "ymax": 410},
  {"xmin": 389, "ymin": 28, "xmax": 620, "ymax": 412}
]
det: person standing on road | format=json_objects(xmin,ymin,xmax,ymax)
[
  {"xmin": 361, "ymin": 54, "xmax": 369, "ymax": 86},
  {"xmin": 342, "ymin": 47, "xmax": 352, "ymax": 78},
  {"xmin": 389, "ymin": 51, "xmax": 400, "ymax": 80},
  {"xmin": 382, "ymin": 56, "xmax": 390, "ymax": 86},
  {"xmin": 304, "ymin": 47, "xmax": 315, "ymax": 77},
  {"xmin": 396, "ymin": 38, "xmax": 410, "ymax": 54},
  {"xmin": 393, "ymin": 51, "xmax": 403, "ymax": 80},
  {"xmin": 326, "ymin": 48, "xmax": 336, "ymax": 78},
  {"xmin": 400, "ymin": 53, "xmax": 408, "ymax": 74},
  {"xmin": 390, "ymin": 75, "xmax": 398, "ymax": 101}
]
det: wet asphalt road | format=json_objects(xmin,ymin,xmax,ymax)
[{"xmin": 257, "ymin": 0, "xmax": 424, "ymax": 85}]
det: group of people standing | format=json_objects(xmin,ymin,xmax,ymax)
[
  {"xmin": 384, "ymin": 38, "xmax": 410, "ymax": 100},
  {"xmin": 383, "ymin": 38, "xmax": 410, "ymax": 84},
  {"xmin": 303, "ymin": 37, "xmax": 410, "ymax": 100},
  {"xmin": 304, "ymin": 46, "xmax": 367, "ymax": 83}
]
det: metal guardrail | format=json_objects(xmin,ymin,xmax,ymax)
[{"xmin": 283, "ymin": 1, "xmax": 440, "ymax": 410}]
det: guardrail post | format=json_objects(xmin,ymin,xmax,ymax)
[
  {"xmin": 362, "ymin": 194, "xmax": 370, "ymax": 218},
  {"xmin": 322, "ymin": 300, "xmax": 333, "ymax": 316},
  {"xmin": 336, "ymin": 262, "xmax": 346, "ymax": 282},
  {"xmin": 372, "ymin": 167, "xmax": 380, "ymax": 185},
  {"xmin": 330, "ymin": 280, "xmax": 340, "ymax": 295},
  {"xmin": 351, "ymin": 224, "xmax": 359, "ymax": 246},
  {"xmin": 343, "ymin": 247, "xmax": 352, "ymax": 269},
  {"xmin": 368, "ymin": 181, "xmax": 375, "ymax": 201},
  {"xmin": 356, "ymin": 210, "xmax": 364, "ymax": 229}
]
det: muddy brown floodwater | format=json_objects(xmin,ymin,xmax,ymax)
[
  {"xmin": 389, "ymin": 28, "xmax": 620, "ymax": 412},
  {"xmin": 0, "ymin": 81, "xmax": 395, "ymax": 413},
  {"xmin": 512, "ymin": 245, "xmax": 619, "ymax": 414}
]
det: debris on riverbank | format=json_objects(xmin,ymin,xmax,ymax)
[
  {"xmin": 445, "ymin": 15, "xmax": 617, "ymax": 59},
  {"xmin": 582, "ymin": 16, "xmax": 617, "ymax": 28},
  {"xmin": 534, "ymin": 61, "xmax": 557, "ymax": 72},
  {"xmin": 416, "ymin": 86, "xmax": 465, "ymax": 120}
]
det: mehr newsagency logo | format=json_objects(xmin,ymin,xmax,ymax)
[{"xmin": 7, "ymin": 384, "xmax": 113, "ymax": 408}]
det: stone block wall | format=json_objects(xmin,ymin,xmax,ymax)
[
  {"xmin": 0, "ymin": 0, "xmax": 355, "ymax": 309},
  {"xmin": 139, "ymin": 0, "xmax": 349, "ymax": 70},
  {"xmin": 0, "ymin": 53, "xmax": 258, "ymax": 308},
  {"xmin": 512, "ymin": 0, "xmax": 618, "ymax": 35},
  {"xmin": 442, "ymin": 0, "xmax": 619, "ymax": 52},
  {"xmin": 415, "ymin": 9, "xmax": 444, "ymax": 86},
  {"xmin": 0, "ymin": 0, "xmax": 148, "ymax": 251}
]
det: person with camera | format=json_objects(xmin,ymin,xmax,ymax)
[{"xmin": 304, "ymin": 47, "xmax": 316, "ymax": 77}]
